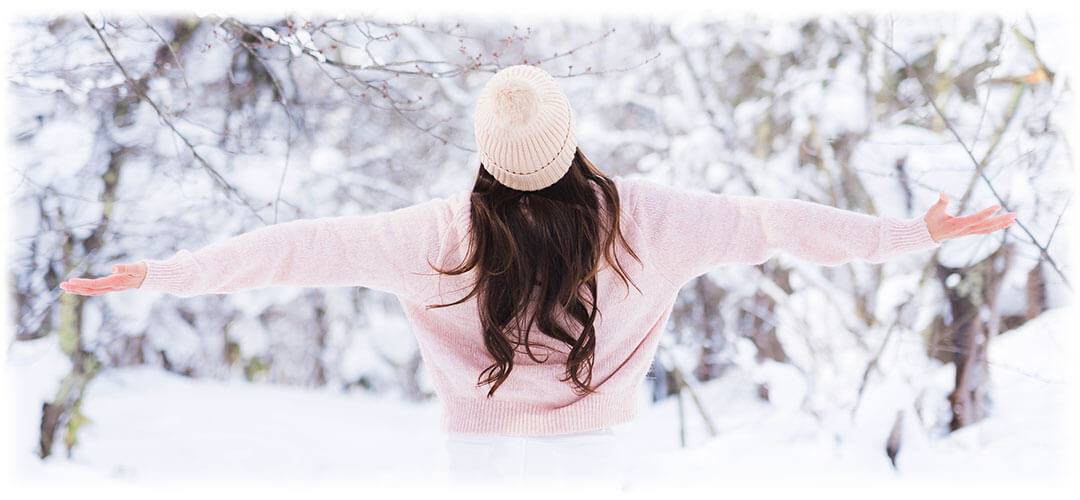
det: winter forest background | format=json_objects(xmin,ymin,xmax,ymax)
[{"xmin": 4, "ymin": 8, "xmax": 1076, "ymax": 488}]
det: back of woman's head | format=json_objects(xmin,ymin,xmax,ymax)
[{"xmin": 427, "ymin": 146, "xmax": 642, "ymax": 398}]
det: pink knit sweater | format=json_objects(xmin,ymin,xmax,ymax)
[{"xmin": 138, "ymin": 176, "xmax": 941, "ymax": 436}]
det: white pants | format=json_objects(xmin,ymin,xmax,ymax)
[{"xmin": 439, "ymin": 427, "xmax": 629, "ymax": 488}]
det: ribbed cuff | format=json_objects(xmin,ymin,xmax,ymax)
[
  {"xmin": 138, "ymin": 249, "xmax": 192, "ymax": 296},
  {"xmin": 882, "ymin": 215, "xmax": 941, "ymax": 257}
]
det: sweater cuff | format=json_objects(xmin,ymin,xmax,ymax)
[
  {"xmin": 882, "ymin": 215, "xmax": 941, "ymax": 256},
  {"xmin": 138, "ymin": 250, "xmax": 192, "ymax": 296}
]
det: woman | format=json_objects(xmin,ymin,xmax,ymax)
[{"xmin": 60, "ymin": 64, "xmax": 1016, "ymax": 486}]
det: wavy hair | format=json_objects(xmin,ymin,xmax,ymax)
[{"xmin": 425, "ymin": 147, "xmax": 642, "ymax": 398}]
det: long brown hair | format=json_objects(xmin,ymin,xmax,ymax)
[{"xmin": 426, "ymin": 147, "xmax": 642, "ymax": 398}]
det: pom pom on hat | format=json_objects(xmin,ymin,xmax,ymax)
[
  {"xmin": 474, "ymin": 64, "xmax": 578, "ymax": 191},
  {"xmin": 493, "ymin": 82, "xmax": 540, "ymax": 125}
]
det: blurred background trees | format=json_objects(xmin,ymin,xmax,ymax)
[{"xmin": 7, "ymin": 12, "xmax": 1070, "ymax": 461}]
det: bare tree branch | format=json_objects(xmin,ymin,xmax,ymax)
[
  {"xmin": 83, "ymin": 12, "xmax": 270, "ymax": 225},
  {"xmin": 860, "ymin": 20, "xmax": 1071, "ymax": 291}
]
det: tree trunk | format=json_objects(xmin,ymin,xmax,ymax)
[
  {"xmin": 37, "ymin": 20, "xmax": 203, "ymax": 458},
  {"xmin": 1025, "ymin": 260, "xmax": 1047, "ymax": 320},
  {"xmin": 38, "ymin": 291, "xmax": 101, "ymax": 459},
  {"xmin": 693, "ymin": 278, "xmax": 726, "ymax": 381},
  {"xmin": 934, "ymin": 241, "xmax": 1012, "ymax": 431}
]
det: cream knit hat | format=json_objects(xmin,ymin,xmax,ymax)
[{"xmin": 473, "ymin": 64, "xmax": 578, "ymax": 191}]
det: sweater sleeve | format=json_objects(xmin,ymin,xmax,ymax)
[
  {"xmin": 625, "ymin": 177, "xmax": 942, "ymax": 287},
  {"xmin": 136, "ymin": 195, "xmax": 451, "ymax": 299}
]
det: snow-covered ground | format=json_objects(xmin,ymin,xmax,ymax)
[{"xmin": 5, "ymin": 307, "xmax": 1074, "ymax": 491}]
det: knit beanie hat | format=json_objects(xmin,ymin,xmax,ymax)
[{"xmin": 473, "ymin": 64, "xmax": 578, "ymax": 191}]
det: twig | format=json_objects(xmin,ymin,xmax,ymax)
[
  {"xmin": 137, "ymin": 14, "xmax": 190, "ymax": 89},
  {"xmin": 83, "ymin": 13, "xmax": 269, "ymax": 225},
  {"xmin": 970, "ymin": 20, "xmax": 1010, "ymax": 153},
  {"xmin": 850, "ymin": 319, "xmax": 900, "ymax": 420},
  {"xmin": 220, "ymin": 19, "xmax": 305, "ymax": 224},
  {"xmin": 1044, "ymin": 193, "xmax": 1070, "ymax": 250},
  {"xmin": 925, "ymin": 344, "xmax": 1066, "ymax": 385},
  {"xmin": 861, "ymin": 20, "xmax": 1071, "ymax": 291},
  {"xmin": 657, "ymin": 343, "xmax": 718, "ymax": 440}
]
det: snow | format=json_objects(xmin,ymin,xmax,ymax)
[
  {"xmin": 5, "ymin": 305, "xmax": 1073, "ymax": 489},
  {"xmin": 26, "ymin": 119, "xmax": 95, "ymax": 189},
  {"xmin": 755, "ymin": 359, "xmax": 807, "ymax": 412},
  {"xmin": 823, "ymin": 53, "xmax": 870, "ymax": 134},
  {"xmin": 260, "ymin": 27, "xmax": 280, "ymax": 42},
  {"xmin": 764, "ymin": 20, "xmax": 802, "ymax": 56}
]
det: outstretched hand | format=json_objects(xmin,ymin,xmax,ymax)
[
  {"xmin": 59, "ymin": 262, "xmax": 147, "ymax": 296},
  {"xmin": 924, "ymin": 193, "xmax": 1017, "ymax": 243}
]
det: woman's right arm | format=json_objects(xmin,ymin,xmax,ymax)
[{"xmin": 59, "ymin": 194, "xmax": 453, "ymax": 299}]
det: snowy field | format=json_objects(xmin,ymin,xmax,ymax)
[{"xmin": 5, "ymin": 306, "xmax": 1075, "ymax": 493}]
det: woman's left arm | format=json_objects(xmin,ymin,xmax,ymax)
[{"xmin": 718, "ymin": 191, "xmax": 1015, "ymax": 267}]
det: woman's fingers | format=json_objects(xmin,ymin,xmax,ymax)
[
  {"xmin": 59, "ymin": 284, "xmax": 92, "ymax": 295},
  {"xmin": 60, "ymin": 273, "xmax": 136, "ymax": 295},
  {"xmin": 65, "ymin": 276, "xmax": 125, "ymax": 289},
  {"xmin": 61, "ymin": 285, "xmax": 114, "ymax": 296},
  {"xmin": 948, "ymin": 204, "xmax": 1002, "ymax": 228},
  {"xmin": 62, "ymin": 283, "xmax": 126, "ymax": 295},
  {"xmin": 60, "ymin": 282, "xmax": 117, "ymax": 294},
  {"xmin": 65, "ymin": 277, "xmax": 107, "ymax": 286},
  {"xmin": 961, "ymin": 213, "xmax": 1017, "ymax": 236},
  {"xmin": 64, "ymin": 278, "xmax": 125, "ymax": 289}
]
